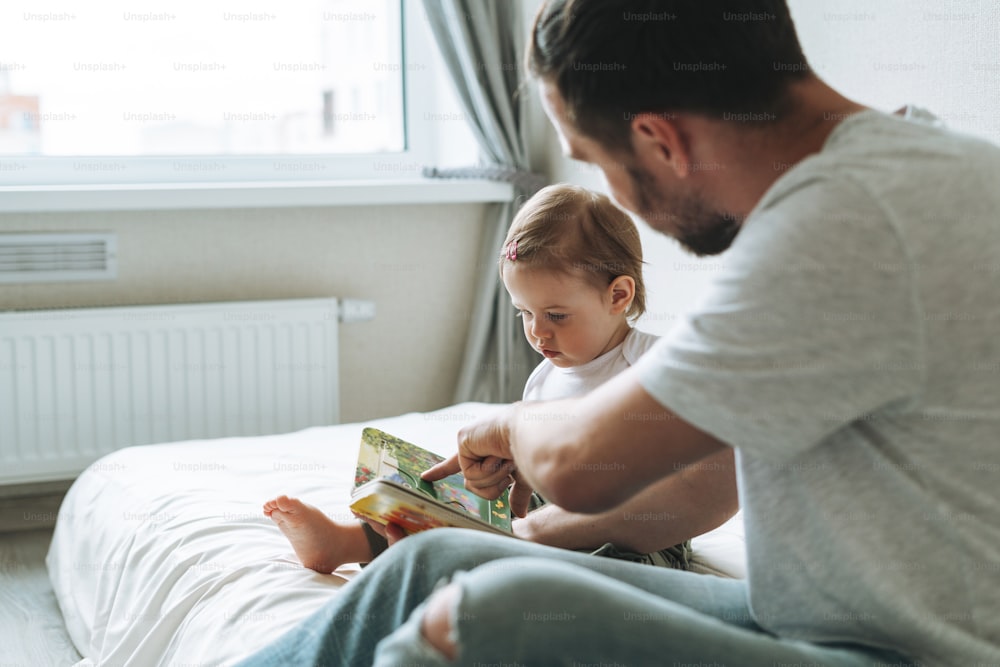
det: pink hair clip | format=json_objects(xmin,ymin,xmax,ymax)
[{"xmin": 505, "ymin": 239, "xmax": 518, "ymax": 262}]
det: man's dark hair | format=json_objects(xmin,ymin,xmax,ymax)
[{"xmin": 527, "ymin": 0, "xmax": 811, "ymax": 145}]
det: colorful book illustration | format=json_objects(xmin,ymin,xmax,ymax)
[{"xmin": 350, "ymin": 427, "xmax": 513, "ymax": 536}]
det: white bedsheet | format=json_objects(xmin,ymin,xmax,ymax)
[{"xmin": 47, "ymin": 402, "xmax": 745, "ymax": 666}]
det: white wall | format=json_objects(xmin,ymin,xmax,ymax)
[
  {"xmin": 0, "ymin": 204, "xmax": 489, "ymax": 423},
  {"xmin": 7, "ymin": 2, "xmax": 996, "ymax": 422},
  {"xmin": 539, "ymin": 0, "xmax": 1000, "ymax": 336},
  {"xmin": 0, "ymin": 2, "xmax": 488, "ymax": 425},
  {"xmin": 789, "ymin": 0, "xmax": 1000, "ymax": 145}
]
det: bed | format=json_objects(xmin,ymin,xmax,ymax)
[{"xmin": 47, "ymin": 402, "xmax": 746, "ymax": 666}]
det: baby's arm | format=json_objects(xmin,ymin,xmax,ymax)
[{"xmin": 513, "ymin": 449, "xmax": 737, "ymax": 552}]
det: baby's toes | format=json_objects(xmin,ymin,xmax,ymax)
[{"xmin": 274, "ymin": 495, "xmax": 303, "ymax": 513}]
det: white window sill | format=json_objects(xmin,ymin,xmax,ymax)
[{"xmin": 0, "ymin": 179, "xmax": 514, "ymax": 213}]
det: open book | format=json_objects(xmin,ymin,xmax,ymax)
[{"xmin": 350, "ymin": 427, "xmax": 513, "ymax": 536}]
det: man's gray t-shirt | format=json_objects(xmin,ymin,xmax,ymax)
[{"xmin": 636, "ymin": 110, "xmax": 1000, "ymax": 664}]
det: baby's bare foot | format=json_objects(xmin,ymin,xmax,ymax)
[{"xmin": 263, "ymin": 495, "xmax": 365, "ymax": 573}]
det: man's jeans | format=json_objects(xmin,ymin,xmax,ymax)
[{"xmin": 235, "ymin": 528, "xmax": 915, "ymax": 666}]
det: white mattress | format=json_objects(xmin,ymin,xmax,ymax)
[{"xmin": 47, "ymin": 402, "xmax": 745, "ymax": 666}]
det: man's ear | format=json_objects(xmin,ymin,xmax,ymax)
[
  {"xmin": 608, "ymin": 275, "xmax": 636, "ymax": 315},
  {"xmin": 631, "ymin": 113, "xmax": 691, "ymax": 178}
]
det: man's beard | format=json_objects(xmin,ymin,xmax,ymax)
[{"xmin": 628, "ymin": 166, "xmax": 741, "ymax": 257}]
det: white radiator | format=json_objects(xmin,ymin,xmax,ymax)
[{"xmin": 0, "ymin": 298, "xmax": 342, "ymax": 485}]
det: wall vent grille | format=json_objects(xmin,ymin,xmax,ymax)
[{"xmin": 0, "ymin": 233, "xmax": 117, "ymax": 284}]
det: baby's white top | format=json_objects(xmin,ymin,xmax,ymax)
[{"xmin": 521, "ymin": 328, "xmax": 660, "ymax": 401}]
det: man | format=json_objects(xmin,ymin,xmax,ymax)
[{"xmin": 240, "ymin": 1, "xmax": 1000, "ymax": 664}]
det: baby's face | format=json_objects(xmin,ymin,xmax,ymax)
[{"xmin": 503, "ymin": 265, "xmax": 630, "ymax": 369}]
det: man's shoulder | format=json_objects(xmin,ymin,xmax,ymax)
[
  {"xmin": 773, "ymin": 109, "xmax": 1000, "ymax": 201},
  {"xmin": 743, "ymin": 108, "xmax": 1000, "ymax": 262}
]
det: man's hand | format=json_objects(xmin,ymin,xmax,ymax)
[{"xmin": 421, "ymin": 406, "xmax": 536, "ymax": 518}]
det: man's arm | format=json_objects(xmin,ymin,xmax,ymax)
[
  {"xmin": 515, "ymin": 448, "xmax": 737, "ymax": 553},
  {"xmin": 510, "ymin": 367, "xmax": 726, "ymax": 513},
  {"xmin": 426, "ymin": 366, "xmax": 728, "ymax": 516}
]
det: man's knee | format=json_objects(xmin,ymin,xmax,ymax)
[
  {"xmin": 398, "ymin": 527, "xmax": 487, "ymax": 557},
  {"xmin": 384, "ymin": 528, "xmax": 471, "ymax": 572},
  {"xmin": 391, "ymin": 528, "xmax": 511, "ymax": 575},
  {"xmin": 413, "ymin": 558, "xmax": 601, "ymax": 662}
]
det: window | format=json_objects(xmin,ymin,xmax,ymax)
[{"xmin": 0, "ymin": 0, "xmax": 461, "ymax": 185}]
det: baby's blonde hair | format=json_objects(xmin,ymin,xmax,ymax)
[{"xmin": 500, "ymin": 184, "xmax": 646, "ymax": 320}]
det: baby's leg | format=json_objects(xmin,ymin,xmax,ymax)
[{"xmin": 263, "ymin": 495, "xmax": 372, "ymax": 573}]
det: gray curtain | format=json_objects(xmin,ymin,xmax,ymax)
[{"xmin": 421, "ymin": 0, "xmax": 546, "ymax": 403}]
